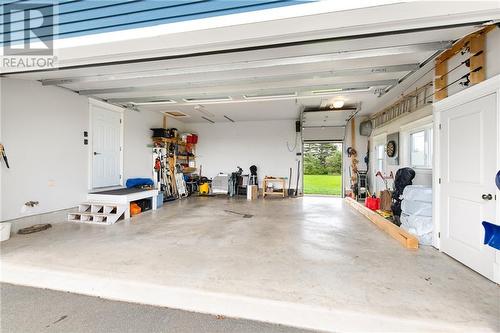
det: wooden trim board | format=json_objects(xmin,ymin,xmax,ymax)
[{"xmin": 344, "ymin": 197, "xmax": 418, "ymax": 249}]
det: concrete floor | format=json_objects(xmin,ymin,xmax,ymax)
[
  {"xmin": 0, "ymin": 283, "xmax": 314, "ymax": 333},
  {"xmin": 1, "ymin": 196, "xmax": 499, "ymax": 332}
]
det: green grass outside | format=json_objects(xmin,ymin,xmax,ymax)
[{"xmin": 304, "ymin": 174, "xmax": 342, "ymax": 196}]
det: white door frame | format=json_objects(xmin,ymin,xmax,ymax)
[
  {"xmin": 88, "ymin": 98, "xmax": 124, "ymax": 190},
  {"xmin": 433, "ymin": 74, "xmax": 500, "ymax": 282}
]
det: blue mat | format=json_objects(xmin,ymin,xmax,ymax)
[{"xmin": 126, "ymin": 178, "xmax": 154, "ymax": 188}]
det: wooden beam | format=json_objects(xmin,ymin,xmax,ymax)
[
  {"xmin": 469, "ymin": 33, "xmax": 485, "ymax": 84},
  {"xmin": 434, "ymin": 60, "xmax": 448, "ymax": 101},
  {"xmin": 344, "ymin": 197, "xmax": 419, "ymax": 249},
  {"xmin": 435, "ymin": 25, "xmax": 496, "ymax": 64},
  {"xmin": 163, "ymin": 114, "xmax": 168, "ymax": 129}
]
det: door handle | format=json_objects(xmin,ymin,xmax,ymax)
[
  {"xmin": 93, "ymin": 152, "xmax": 101, "ymax": 156},
  {"xmin": 482, "ymin": 193, "xmax": 493, "ymax": 200}
]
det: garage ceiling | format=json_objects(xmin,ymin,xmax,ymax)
[{"xmin": 2, "ymin": 3, "xmax": 492, "ymax": 124}]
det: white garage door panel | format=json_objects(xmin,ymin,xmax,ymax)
[{"xmin": 302, "ymin": 127, "xmax": 345, "ymax": 141}]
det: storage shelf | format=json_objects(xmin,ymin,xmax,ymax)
[{"xmin": 152, "ymin": 137, "xmax": 196, "ymax": 146}]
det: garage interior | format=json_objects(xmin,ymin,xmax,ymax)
[{"xmin": 1, "ymin": 1, "xmax": 500, "ymax": 332}]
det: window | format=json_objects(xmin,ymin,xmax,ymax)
[
  {"xmin": 410, "ymin": 127, "xmax": 433, "ymax": 168},
  {"xmin": 375, "ymin": 143, "xmax": 385, "ymax": 172}
]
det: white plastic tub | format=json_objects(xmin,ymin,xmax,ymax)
[
  {"xmin": 0, "ymin": 222, "xmax": 12, "ymax": 241},
  {"xmin": 400, "ymin": 213, "xmax": 433, "ymax": 235},
  {"xmin": 402, "ymin": 185, "xmax": 432, "ymax": 203},
  {"xmin": 401, "ymin": 199, "xmax": 433, "ymax": 216}
]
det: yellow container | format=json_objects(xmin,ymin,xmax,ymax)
[{"xmin": 199, "ymin": 182, "xmax": 210, "ymax": 194}]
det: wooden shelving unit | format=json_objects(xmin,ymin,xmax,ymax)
[
  {"xmin": 152, "ymin": 137, "xmax": 197, "ymax": 173},
  {"xmin": 152, "ymin": 136, "xmax": 197, "ymax": 200},
  {"xmin": 263, "ymin": 178, "xmax": 287, "ymax": 198}
]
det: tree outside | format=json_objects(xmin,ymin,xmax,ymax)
[{"xmin": 303, "ymin": 143, "xmax": 342, "ymax": 196}]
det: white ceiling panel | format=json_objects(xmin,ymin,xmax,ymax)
[{"xmin": 2, "ymin": 16, "xmax": 491, "ymax": 124}]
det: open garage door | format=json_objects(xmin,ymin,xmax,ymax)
[
  {"xmin": 301, "ymin": 109, "xmax": 354, "ymax": 141},
  {"xmin": 302, "ymin": 109, "xmax": 351, "ymax": 196}
]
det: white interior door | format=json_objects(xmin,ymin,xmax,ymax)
[
  {"xmin": 439, "ymin": 93, "xmax": 497, "ymax": 281},
  {"xmin": 91, "ymin": 105, "xmax": 122, "ymax": 189}
]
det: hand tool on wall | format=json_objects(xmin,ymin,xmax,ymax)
[{"xmin": 0, "ymin": 144, "xmax": 10, "ymax": 168}]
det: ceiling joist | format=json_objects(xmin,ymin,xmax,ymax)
[
  {"xmin": 77, "ymin": 65, "xmax": 416, "ymax": 96},
  {"xmin": 103, "ymin": 80, "xmax": 397, "ymax": 104},
  {"xmin": 39, "ymin": 42, "xmax": 447, "ymax": 87}
]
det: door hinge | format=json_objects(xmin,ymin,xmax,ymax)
[
  {"xmin": 438, "ymin": 178, "xmax": 441, "ymax": 184},
  {"xmin": 438, "ymin": 232, "xmax": 440, "ymax": 238},
  {"xmin": 119, "ymin": 174, "xmax": 122, "ymax": 179},
  {"xmin": 439, "ymin": 124, "xmax": 442, "ymax": 130},
  {"xmin": 120, "ymin": 146, "xmax": 122, "ymax": 151},
  {"xmin": 120, "ymin": 119, "xmax": 122, "ymax": 124}
]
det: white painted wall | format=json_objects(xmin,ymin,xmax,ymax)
[
  {"xmin": 185, "ymin": 120, "xmax": 301, "ymax": 190},
  {"xmin": 122, "ymin": 110, "xmax": 164, "ymax": 181},
  {"xmin": 368, "ymin": 105, "xmax": 433, "ymax": 195},
  {"xmin": 342, "ymin": 56, "xmax": 435, "ymax": 195},
  {"xmin": 0, "ymin": 78, "xmax": 89, "ymax": 221},
  {"xmin": 0, "ymin": 78, "xmax": 163, "ymax": 222},
  {"xmin": 486, "ymin": 28, "xmax": 500, "ymax": 80}
]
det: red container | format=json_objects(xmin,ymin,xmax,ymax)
[
  {"xmin": 365, "ymin": 197, "xmax": 380, "ymax": 210},
  {"xmin": 187, "ymin": 134, "xmax": 198, "ymax": 144}
]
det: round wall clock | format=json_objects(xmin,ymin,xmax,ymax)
[{"xmin": 386, "ymin": 140, "xmax": 397, "ymax": 158}]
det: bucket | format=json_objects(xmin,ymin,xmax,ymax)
[
  {"xmin": 199, "ymin": 182, "xmax": 210, "ymax": 194},
  {"xmin": 130, "ymin": 203, "xmax": 142, "ymax": 216},
  {"xmin": 157, "ymin": 192, "xmax": 164, "ymax": 209},
  {"xmin": 0, "ymin": 222, "xmax": 12, "ymax": 242}
]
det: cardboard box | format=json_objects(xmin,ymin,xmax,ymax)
[{"xmin": 247, "ymin": 185, "xmax": 258, "ymax": 200}]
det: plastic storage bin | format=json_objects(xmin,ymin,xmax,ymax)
[
  {"xmin": 365, "ymin": 197, "xmax": 380, "ymax": 210},
  {"xmin": 401, "ymin": 200, "xmax": 432, "ymax": 216},
  {"xmin": 187, "ymin": 134, "xmax": 198, "ymax": 144},
  {"xmin": 157, "ymin": 192, "xmax": 164, "ymax": 208},
  {"xmin": 402, "ymin": 185, "xmax": 432, "ymax": 202}
]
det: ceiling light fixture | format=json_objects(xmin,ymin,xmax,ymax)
[
  {"xmin": 332, "ymin": 100, "xmax": 345, "ymax": 109},
  {"xmin": 131, "ymin": 99, "xmax": 176, "ymax": 105},
  {"xmin": 312, "ymin": 87, "xmax": 371, "ymax": 95},
  {"xmin": 183, "ymin": 96, "xmax": 232, "ymax": 103},
  {"xmin": 243, "ymin": 92, "xmax": 297, "ymax": 100},
  {"xmin": 312, "ymin": 88, "xmax": 343, "ymax": 95}
]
